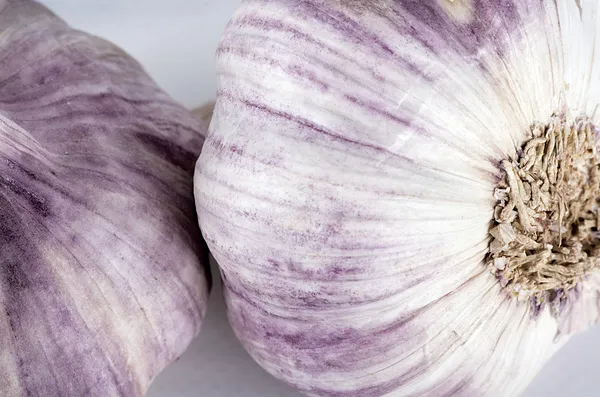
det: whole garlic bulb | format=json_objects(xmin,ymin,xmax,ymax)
[
  {"xmin": 195, "ymin": 0, "xmax": 600, "ymax": 396},
  {"xmin": 0, "ymin": 1, "xmax": 210, "ymax": 396}
]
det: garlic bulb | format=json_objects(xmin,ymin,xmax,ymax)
[
  {"xmin": 195, "ymin": 0, "xmax": 600, "ymax": 396},
  {"xmin": 0, "ymin": 1, "xmax": 210, "ymax": 395}
]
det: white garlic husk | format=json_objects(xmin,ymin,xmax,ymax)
[{"xmin": 195, "ymin": 1, "xmax": 600, "ymax": 396}]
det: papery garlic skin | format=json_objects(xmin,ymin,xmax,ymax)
[
  {"xmin": 195, "ymin": 0, "xmax": 600, "ymax": 396},
  {"xmin": 0, "ymin": 1, "xmax": 210, "ymax": 396}
]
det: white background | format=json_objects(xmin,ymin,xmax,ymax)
[{"xmin": 36, "ymin": 1, "xmax": 600, "ymax": 396}]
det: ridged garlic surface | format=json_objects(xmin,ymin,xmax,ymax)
[
  {"xmin": 195, "ymin": 0, "xmax": 600, "ymax": 396},
  {"xmin": 0, "ymin": 1, "xmax": 210, "ymax": 396}
]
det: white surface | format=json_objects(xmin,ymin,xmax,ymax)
[{"xmin": 37, "ymin": 1, "xmax": 600, "ymax": 396}]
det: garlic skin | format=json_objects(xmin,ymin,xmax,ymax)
[
  {"xmin": 0, "ymin": 1, "xmax": 210, "ymax": 396},
  {"xmin": 195, "ymin": 0, "xmax": 600, "ymax": 396}
]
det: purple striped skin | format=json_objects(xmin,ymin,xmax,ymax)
[
  {"xmin": 0, "ymin": 1, "xmax": 210, "ymax": 396},
  {"xmin": 196, "ymin": 0, "xmax": 600, "ymax": 396}
]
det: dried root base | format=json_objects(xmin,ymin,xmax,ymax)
[{"xmin": 488, "ymin": 116, "xmax": 600, "ymax": 317}]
